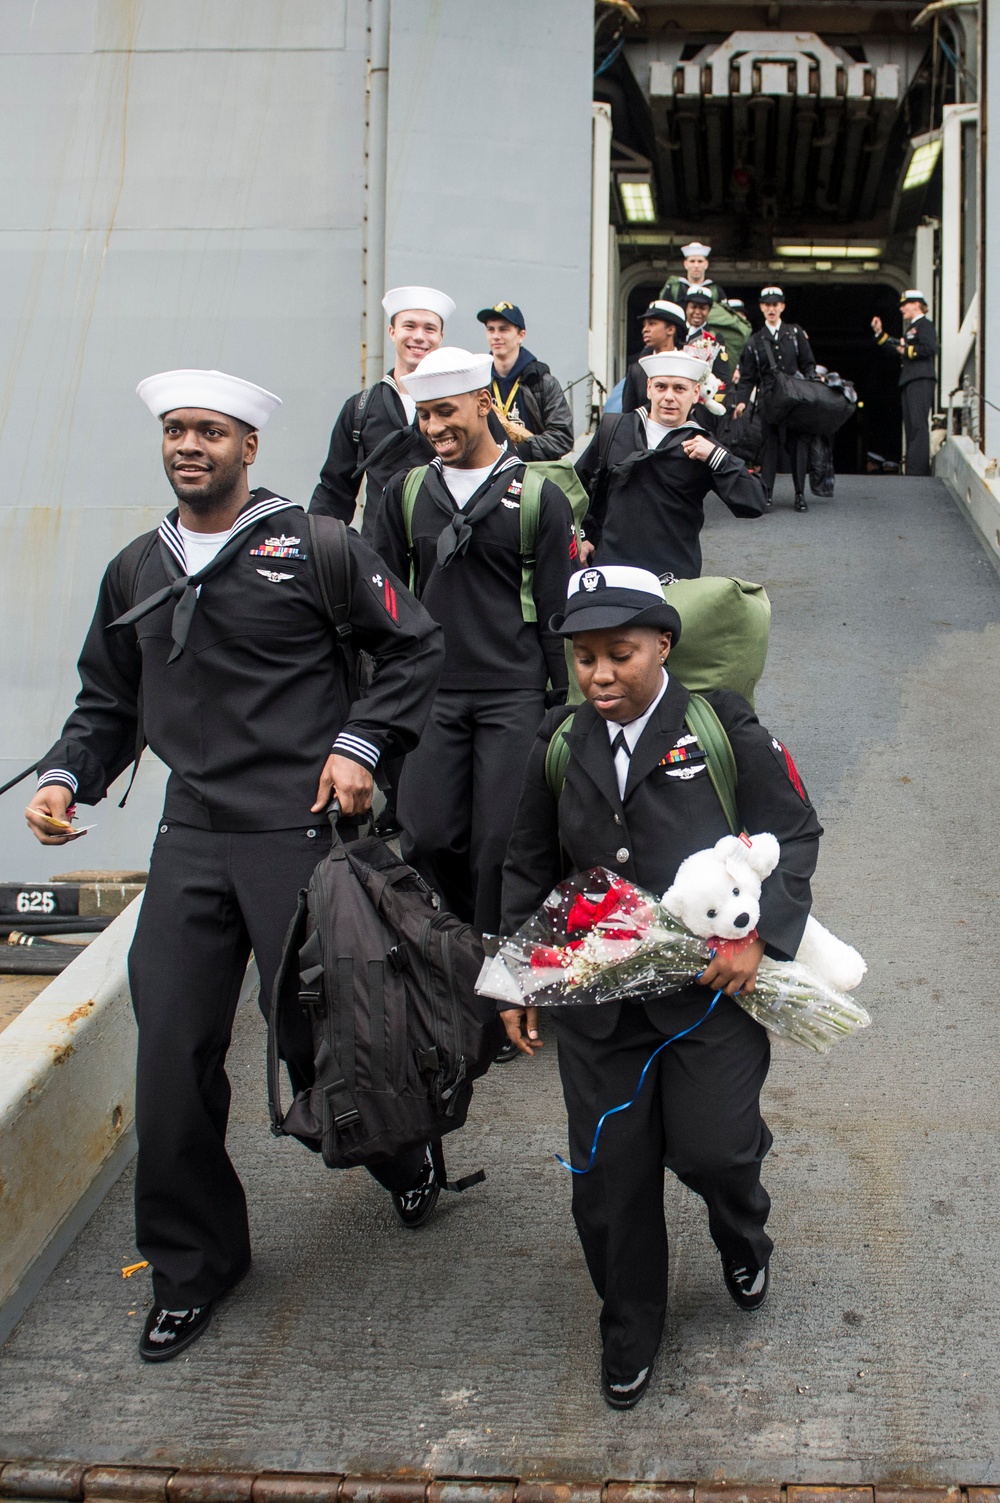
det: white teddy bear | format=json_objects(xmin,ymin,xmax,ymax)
[{"xmin": 662, "ymin": 832, "xmax": 866, "ymax": 993}]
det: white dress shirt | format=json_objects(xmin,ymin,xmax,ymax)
[{"xmin": 606, "ymin": 669, "xmax": 669, "ymax": 798}]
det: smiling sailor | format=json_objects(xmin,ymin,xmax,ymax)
[
  {"xmin": 374, "ymin": 346, "xmax": 575, "ymax": 944},
  {"xmin": 310, "ymin": 285, "xmax": 457, "ymax": 536},
  {"xmin": 23, "ymin": 368, "xmax": 444, "ymax": 1363}
]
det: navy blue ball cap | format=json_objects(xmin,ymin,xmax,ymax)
[
  {"xmin": 550, "ymin": 565, "xmax": 682, "ymax": 639},
  {"xmin": 477, "ymin": 301, "xmax": 526, "ymax": 329}
]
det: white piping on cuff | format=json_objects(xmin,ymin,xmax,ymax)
[
  {"xmin": 37, "ymin": 769, "xmax": 78, "ymax": 792},
  {"xmin": 332, "ymin": 733, "xmax": 380, "ymax": 770}
]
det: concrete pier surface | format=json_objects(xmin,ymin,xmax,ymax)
[{"xmin": 1, "ymin": 474, "xmax": 998, "ymax": 1483}]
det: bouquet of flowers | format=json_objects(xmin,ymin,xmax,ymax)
[{"xmin": 477, "ymin": 867, "xmax": 870, "ymax": 1054}]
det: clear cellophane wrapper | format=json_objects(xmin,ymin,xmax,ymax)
[{"xmin": 477, "ymin": 867, "xmax": 870, "ymax": 1054}]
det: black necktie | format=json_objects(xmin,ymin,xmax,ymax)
[{"xmin": 611, "ymin": 729, "xmax": 631, "ymax": 759}]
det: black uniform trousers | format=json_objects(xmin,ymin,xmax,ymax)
[
  {"xmin": 129, "ymin": 820, "xmax": 425, "ymax": 1309},
  {"xmin": 554, "ymin": 990, "xmax": 773, "ymax": 1377},
  {"xmin": 760, "ymin": 421, "xmax": 808, "ymax": 499},
  {"xmin": 901, "ymin": 379, "xmax": 934, "ymax": 476},
  {"xmin": 398, "ymin": 687, "xmax": 546, "ymax": 934}
]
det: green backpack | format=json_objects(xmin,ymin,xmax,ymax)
[
  {"xmin": 401, "ymin": 458, "xmax": 589, "ymax": 624},
  {"xmin": 544, "ymin": 691, "xmax": 741, "ymax": 836},
  {"xmin": 565, "ymin": 576, "xmax": 770, "ymax": 710},
  {"xmin": 706, "ymin": 302, "xmax": 751, "ymax": 365}
]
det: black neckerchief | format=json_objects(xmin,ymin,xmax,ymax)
[
  {"xmin": 424, "ymin": 450, "xmax": 520, "ymax": 567},
  {"xmin": 107, "ymin": 489, "xmax": 302, "ymax": 661}
]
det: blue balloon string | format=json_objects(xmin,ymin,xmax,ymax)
[{"xmin": 555, "ymin": 988, "xmax": 724, "ymax": 1176}]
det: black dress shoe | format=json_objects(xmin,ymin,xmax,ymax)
[
  {"xmin": 794, "ymin": 493, "xmax": 808, "ymax": 512},
  {"xmin": 139, "ymin": 1303, "xmax": 213, "ymax": 1362},
  {"xmin": 390, "ymin": 1144, "xmax": 440, "ymax": 1229},
  {"xmin": 373, "ymin": 816, "xmax": 403, "ymax": 839},
  {"xmin": 723, "ymin": 1256, "xmax": 770, "ymax": 1310},
  {"xmin": 601, "ymin": 1362, "xmax": 652, "ymax": 1409}
]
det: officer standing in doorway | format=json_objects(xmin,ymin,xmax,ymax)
[
  {"xmin": 477, "ymin": 301, "xmax": 575, "ymax": 460},
  {"xmin": 310, "ymin": 286, "xmax": 456, "ymax": 535},
  {"xmin": 736, "ymin": 287, "xmax": 817, "ymax": 512},
  {"xmin": 375, "ymin": 347, "xmax": 575, "ymax": 936},
  {"xmin": 24, "ymin": 369, "xmax": 444, "ymax": 1363},
  {"xmin": 872, "ymin": 290, "xmax": 938, "ymax": 476},
  {"xmin": 621, "ymin": 300, "xmax": 688, "ymax": 414}
]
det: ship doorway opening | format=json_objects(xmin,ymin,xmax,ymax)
[{"xmin": 625, "ymin": 279, "xmax": 905, "ymax": 474}]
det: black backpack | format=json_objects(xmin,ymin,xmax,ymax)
[{"xmin": 267, "ymin": 812, "xmax": 505, "ymax": 1180}]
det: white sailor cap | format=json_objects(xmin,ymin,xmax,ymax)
[
  {"xmin": 402, "ymin": 347, "xmax": 493, "ymax": 402},
  {"xmin": 681, "ymin": 241, "xmax": 712, "ymax": 258},
  {"xmin": 900, "ymin": 288, "xmax": 928, "ymax": 305},
  {"xmin": 382, "ymin": 286, "xmax": 456, "ymax": 324},
  {"xmin": 136, "ymin": 369, "xmax": 282, "ymax": 428},
  {"xmin": 759, "ymin": 286, "xmax": 785, "ymax": 302},
  {"xmin": 639, "ymin": 351, "xmax": 707, "ymax": 382}
]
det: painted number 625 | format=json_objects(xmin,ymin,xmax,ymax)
[{"xmin": 15, "ymin": 890, "xmax": 56, "ymax": 914}]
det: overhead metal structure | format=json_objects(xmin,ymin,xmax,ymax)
[{"xmin": 644, "ymin": 31, "xmax": 925, "ymax": 228}]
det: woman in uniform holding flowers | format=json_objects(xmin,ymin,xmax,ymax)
[{"xmin": 499, "ymin": 565, "xmax": 822, "ymax": 1409}]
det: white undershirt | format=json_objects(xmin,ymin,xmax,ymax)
[
  {"xmin": 178, "ymin": 523, "xmax": 230, "ymax": 575},
  {"xmin": 442, "ymin": 460, "xmax": 501, "ymax": 508},
  {"xmin": 606, "ymin": 670, "xmax": 669, "ymax": 798},
  {"xmin": 645, "ymin": 418, "xmax": 674, "ymax": 449}
]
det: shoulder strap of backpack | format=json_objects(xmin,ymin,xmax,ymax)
[
  {"xmin": 351, "ymin": 386, "xmax": 371, "ymax": 446},
  {"xmin": 401, "ymin": 465, "xmax": 428, "ymax": 545},
  {"xmin": 542, "ymin": 695, "xmax": 740, "ymax": 834},
  {"xmin": 518, "ymin": 468, "xmax": 545, "ymax": 624},
  {"xmin": 307, "ymin": 515, "xmax": 357, "ymax": 685},
  {"xmin": 597, "ymin": 410, "xmax": 625, "ymax": 469},
  {"xmin": 115, "ymin": 531, "xmax": 159, "ymax": 808},
  {"xmin": 544, "ymin": 710, "xmax": 577, "ymax": 799},
  {"xmin": 400, "ymin": 465, "xmax": 429, "ymax": 592},
  {"xmin": 683, "ymin": 692, "xmax": 741, "ymax": 835}
]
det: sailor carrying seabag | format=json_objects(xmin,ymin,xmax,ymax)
[
  {"xmin": 375, "ymin": 346, "xmax": 575, "ymax": 938},
  {"xmin": 499, "ymin": 565, "xmax": 823, "ymax": 1410},
  {"xmin": 736, "ymin": 286, "xmax": 817, "ymax": 512},
  {"xmin": 21, "ymin": 367, "xmax": 444, "ymax": 1364}
]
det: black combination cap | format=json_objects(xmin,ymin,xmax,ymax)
[{"xmin": 550, "ymin": 566, "xmax": 683, "ymax": 639}]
